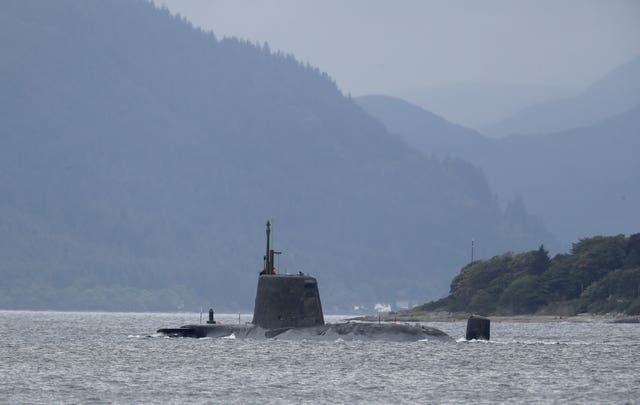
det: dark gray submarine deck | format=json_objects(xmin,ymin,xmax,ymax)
[
  {"xmin": 157, "ymin": 272, "xmax": 453, "ymax": 342},
  {"xmin": 157, "ymin": 322, "xmax": 452, "ymax": 342},
  {"xmin": 157, "ymin": 221, "xmax": 453, "ymax": 342}
]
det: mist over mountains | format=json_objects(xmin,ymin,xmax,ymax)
[
  {"xmin": 356, "ymin": 93, "xmax": 640, "ymax": 244},
  {"xmin": 393, "ymin": 83, "xmax": 573, "ymax": 131},
  {"xmin": 356, "ymin": 95, "xmax": 493, "ymax": 158},
  {"xmin": 481, "ymin": 56, "xmax": 640, "ymax": 137},
  {"xmin": 0, "ymin": 0, "xmax": 554, "ymax": 311}
]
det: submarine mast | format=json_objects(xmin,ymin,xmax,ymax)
[
  {"xmin": 262, "ymin": 220, "xmax": 279, "ymax": 275},
  {"xmin": 264, "ymin": 221, "xmax": 271, "ymax": 274}
]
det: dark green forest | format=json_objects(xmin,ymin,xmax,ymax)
[
  {"xmin": 0, "ymin": 0, "xmax": 555, "ymax": 311},
  {"xmin": 418, "ymin": 234, "xmax": 640, "ymax": 315}
]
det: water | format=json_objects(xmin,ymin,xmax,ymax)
[{"xmin": 1, "ymin": 311, "xmax": 639, "ymax": 404}]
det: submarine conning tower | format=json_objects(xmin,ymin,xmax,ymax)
[{"xmin": 252, "ymin": 221, "xmax": 325, "ymax": 329}]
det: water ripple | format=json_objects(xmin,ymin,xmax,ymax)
[{"xmin": 1, "ymin": 311, "xmax": 639, "ymax": 403}]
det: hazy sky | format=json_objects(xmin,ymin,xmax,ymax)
[{"xmin": 156, "ymin": 0, "xmax": 640, "ymax": 96}]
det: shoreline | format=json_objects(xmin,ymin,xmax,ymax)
[{"xmin": 352, "ymin": 312, "xmax": 640, "ymax": 324}]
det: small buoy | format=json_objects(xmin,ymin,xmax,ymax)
[{"xmin": 466, "ymin": 315, "xmax": 490, "ymax": 340}]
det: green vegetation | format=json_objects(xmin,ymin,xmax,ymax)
[{"xmin": 418, "ymin": 234, "xmax": 640, "ymax": 316}]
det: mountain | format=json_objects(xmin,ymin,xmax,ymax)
[
  {"xmin": 356, "ymin": 95, "xmax": 494, "ymax": 158},
  {"xmin": 488, "ymin": 106, "xmax": 640, "ymax": 242},
  {"xmin": 0, "ymin": 0, "xmax": 553, "ymax": 311},
  {"xmin": 481, "ymin": 56, "xmax": 640, "ymax": 136},
  {"xmin": 391, "ymin": 82, "xmax": 573, "ymax": 131},
  {"xmin": 357, "ymin": 95, "xmax": 640, "ymax": 244}
]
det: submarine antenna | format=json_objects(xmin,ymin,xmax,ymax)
[
  {"xmin": 471, "ymin": 238, "xmax": 474, "ymax": 263},
  {"xmin": 265, "ymin": 221, "xmax": 271, "ymax": 274}
]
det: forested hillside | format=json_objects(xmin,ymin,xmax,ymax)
[
  {"xmin": 357, "ymin": 95, "xmax": 640, "ymax": 243},
  {"xmin": 418, "ymin": 234, "xmax": 640, "ymax": 315},
  {"xmin": 0, "ymin": 0, "xmax": 553, "ymax": 311}
]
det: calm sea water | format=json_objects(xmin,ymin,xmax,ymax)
[{"xmin": 1, "ymin": 311, "xmax": 638, "ymax": 404}]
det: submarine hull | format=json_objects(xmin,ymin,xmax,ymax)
[
  {"xmin": 264, "ymin": 322, "xmax": 453, "ymax": 342},
  {"xmin": 157, "ymin": 324, "xmax": 253, "ymax": 339},
  {"xmin": 157, "ymin": 322, "xmax": 453, "ymax": 342}
]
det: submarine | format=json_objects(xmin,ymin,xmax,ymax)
[{"xmin": 157, "ymin": 221, "xmax": 453, "ymax": 342}]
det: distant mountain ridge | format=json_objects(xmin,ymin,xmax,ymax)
[
  {"xmin": 356, "ymin": 94, "xmax": 640, "ymax": 244},
  {"xmin": 481, "ymin": 55, "xmax": 640, "ymax": 136},
  {"xmin": 0, "ymin": 0, "xmax": 553, "ymax": 311},
  {"xmin": 392, "ymin": 82, "xmax": 573, "ymax": 131},
  {"xmin": 356, "ymin": 95, "xmax": 493, "ymax": 158}
]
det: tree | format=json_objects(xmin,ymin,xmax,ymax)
[
  {"xmin": 500, "ymin": 275, "xmax": 546, "ymax": 314},
  {"xmin": 572, "ymin": 235, "xmax": 626, "ymax": 288},
  {"xmin": 624, "ymin": 233, "xmax": 640, "ymax": 268},
  {"xmin": 530, "ymin": 244, "xmax": 551, "ymax": 275}
]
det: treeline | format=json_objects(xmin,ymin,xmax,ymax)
[
  {"xmin": 0, "ymin": 284, "xmax": 199, "ymax": 312},
  {"xmin": 418, "ymin": 234, "xmax": 640, "ymax": 315}
]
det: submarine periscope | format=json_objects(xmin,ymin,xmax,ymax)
[{"xmin": 157, "ymin": 221, "xmax": 453, "ymax": 342}]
